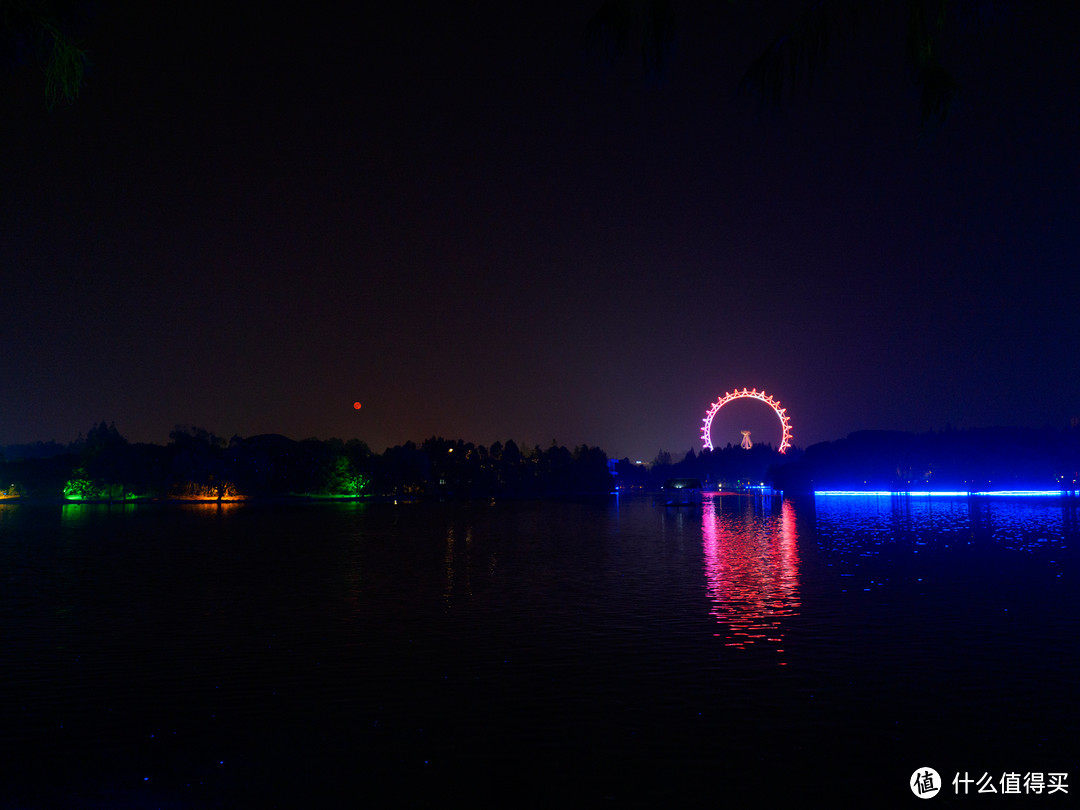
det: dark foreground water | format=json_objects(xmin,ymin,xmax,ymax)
[{"xmin": 1, "ymin": 494, "xmax": 1077, "ymax": 807}]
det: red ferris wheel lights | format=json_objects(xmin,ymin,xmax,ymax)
[{"xmin": 701, "ymin": 388, "xmax": 793, "ymax": 454}]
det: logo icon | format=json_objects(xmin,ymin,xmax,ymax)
[{"xmin": 911, "ymin": 767, "xmax": 941, "ymax": 799}]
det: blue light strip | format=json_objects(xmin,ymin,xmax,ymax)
[
  {"xmin": 815, "ymin": 490, "xmax": 1077, "ymax": 498},
  {"xmin": 904, "ymin": 491, "xmax": 971, "ymax": 497},
  {"xmin": 978, "ymin": 490, "xmax": 1072, "ymax": 497}
]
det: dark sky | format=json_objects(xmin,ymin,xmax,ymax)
[{"xmin": 4, "ymin": 2, "xmax": 1079, "ymax": 461}]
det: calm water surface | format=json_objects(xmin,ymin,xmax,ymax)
[{"xmin": 1, "ymin": 494, "xmax": 1077, "ymax": 807}]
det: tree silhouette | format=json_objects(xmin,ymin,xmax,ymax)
[
  {"xmin": 2, "ymin": 0, "xmax": 89, "ymax": 107},
  {"xmin": 584, "ymin": 0, "xmax": 1009, "ymax": 134}
]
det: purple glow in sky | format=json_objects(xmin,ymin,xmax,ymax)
[{"xmin": 3, "ymin": 3, "xmax": 1079, "ymax": 460}]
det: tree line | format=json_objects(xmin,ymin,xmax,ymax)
[
  {"xmin": 612, "ymin": 425, "xmax": 1080, "ymax": 494},
  {"xmin": 770, "ymin": 426, "xmax": 1080, "ymax": 493},
  {"xmin": 3, "ymin": 422, "xmax": 1079, "ymax": 501},
  {"xmin": 610, "ymin": 443, "xmax": 790, "ymax": 492},
  {"xmin": 0, "ymin": 423, "xmax": 614, "ymax": 501}
]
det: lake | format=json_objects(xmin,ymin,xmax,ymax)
[{"xmin": 1, "ymin": 494, "xmax": 1077, "ymax": 807}]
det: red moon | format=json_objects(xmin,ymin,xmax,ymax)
[{"xmin": 353, "ymin": 402, "xmax": 362, "ymax": 410}]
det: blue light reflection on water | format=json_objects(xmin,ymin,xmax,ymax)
[
  {"xmin": 813, "ymin": 491, "xmax": 1077, "ymax": 553},
  {"xmin": 0, "ymin": 498, "xmax": 1077, "ymax": 806}
]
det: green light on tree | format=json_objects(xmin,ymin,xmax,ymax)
[
  {"xmin": 63, "ymin": 468, "xmax": 103, "ymax": 500},
  {"xmin": 319, "ymin": 455, "xmax": 369, "ymax": 499}
]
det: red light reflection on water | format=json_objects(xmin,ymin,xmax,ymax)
[{"xmin": 702, "ymin": 493, "xmax": 800, "ymax": 662}]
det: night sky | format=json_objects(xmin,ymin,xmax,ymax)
[{"xmin": 4, "ymin": 2, "xmax": 1079, "ymax": 461}]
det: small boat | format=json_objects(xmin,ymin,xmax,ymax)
[{"xmin": 662, "ymin": 478, "xmax": 702, "ymax": 506}]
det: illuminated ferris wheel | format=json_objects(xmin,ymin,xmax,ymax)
[{"xmin": 701, "ymin": 388, "xmax": 793, "ymax": 454}]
